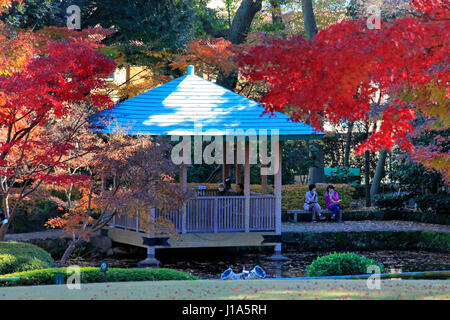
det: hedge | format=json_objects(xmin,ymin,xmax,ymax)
[
  {"xmin": 0, "ymin": 267, "xmax": 198, "ymax": 287},
  {"xmin": 283, "ymin": 210, "xmax": 450, "ymax": 225},
  {"xmin": 282, "ymin": 230, "xmax": 450, "ymax": 253},
  {"xmin": 0, "ymin": 242, "xmax": 54, "ymax": 275},
  {"xmin": 188, "ymin": 183, "xmax": 355, "ymax": 211}
]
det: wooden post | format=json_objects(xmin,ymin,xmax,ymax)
[
  {"xmin": 261, "ymin": 167, "xmax": 267, "ymax": 195},
  {"xmin": 214, "ymin": 197, "xmax": 218, "ymax": 233},
  {"xmin": 181, "ymin": 165, "xmax": 187, "ymax": 234},
  {"xmin": 268, "ymin": 142, "xmax": 290, "ymax": 262},
  {"xmin": 235, "ymin": 164, "xmax": 242, "ymax": 185},
  {"xmin": 260, "ymin": 139, "xmax": 267, "ymax": 194},
  {"xmin": 274, "ymin": 143, "xmax": 282, "ymax": 235},
  {"xmin": 222, "ymin": 141, "xmax": 230, "ymax": 183},
  {"xmin": 244, "ymin": 140, "xmax": 250, "ymax": 232},
  {"xmin": 136, "ymin": 210, "xmax": 139, "ymax": 231},
  {"xmin": 145, "ymin": 207, "xmax": 156, "ymax": 238},
  {"xmin": 235, "ymin": 146, "xmax": 241, "ymax": 185}
]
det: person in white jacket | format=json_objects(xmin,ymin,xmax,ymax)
[{"xmin": 304, "ymin": 184, "xmax": 326, "ymax": 222}]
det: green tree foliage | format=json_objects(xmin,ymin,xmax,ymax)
[
  {"xmin": 391, "ymin": 155, "xmax": 444, "ymax": 194},
  {"xmin": 0, "ymin": 0, "xmax": 65, "ymax": 29},
  {"xmin": 322, "ymin": 130, "xmax": 377, "ymax": 172},
  {"xmin": 390, "ymin": 117, "xmax": 449, "ymax": 194},
  {"xmin": 252, "ymin": 0, "xmax": 348, "ymax": 37},
  {"xmin": 62, "ymin": 0, "xmax": 198, "ymax": 65}
]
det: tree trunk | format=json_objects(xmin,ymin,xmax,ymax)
[
  {"xmin": 58, "ymin": 238, "xmax": 83, "ymax": 267},
  {"xmin": 0, "ymin": 211, "xmax": 14, "ymax": 241},
  {"xmin": 301, "ymin": 0, "xmax": 324, "ymax": 183},
  {"xmin": 270, "ymin": 0, "xmax": 284, "ymax": 30},
  {"xmin": 228, "ymin": 0, "xmax": 263, "ymax": 44},
  {"xmin": 364, "ymin": 150, "xmax": 371, "ymax": 207},
  {"xmin": 370, "ymin": 149, "xmax": 388, "ymax": 201},
  {"xmin": 364, "ymin": 122, "xmax": 371, "ymax": 207},
  {"xmin": 216, "ymin": 0, "xmax": 263, "ymax": 90},
  {"xmin": 302, "ymin": 0, "xmax": 318, "ymax": 39},
  {"xmin": 343, "ymin": 121, "xmax": 354, "ymax": 167},
  {"xmin": 0, "ymin": 224, "xmax": 7, "ymax": 241}
]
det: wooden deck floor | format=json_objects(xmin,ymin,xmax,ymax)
[{"xmin": 103, "ymin": 226, "xmax": 280, "ymax": 249}]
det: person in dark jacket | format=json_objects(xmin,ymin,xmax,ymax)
[
  {"xmin": 236, "ymin": 183, "xmax": 244, "ymax": 196},
  {"xmin": 223, "ymin": 177, "xmax": 236, "ymax": 196}
]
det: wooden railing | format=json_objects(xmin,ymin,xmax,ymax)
[
  {"xmin": 186, "ymin": 196, "xmax": 246, "ymax": 232},
  {"xmin": 250, "ymin": 196, "xmax": 276, "ymax": 231},
  {"xmin": 110, "ymin": 195, "xmax": 276, "ymax": 233}
]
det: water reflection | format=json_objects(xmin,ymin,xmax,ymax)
[
  {"xmin": 157, "ymin": 249, "xmax": 450, "ymax": 279},
  {"xmin": 70, "ymin": 249, "xmax": 450, "ymax": 280}
]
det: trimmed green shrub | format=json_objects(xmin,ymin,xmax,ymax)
[
  {"xmin": 0, "ymin": 242, "xmax": 54, "ymax": 274},
  {"xmin": 414, "ymin": 193, "xmax": 450, "ymax": 215},
  {"xmin": 188, "ymin": 183, "xmax": 355, "ymax": 211},
  {"xmin": 282, "ymin": 231, "xmax": 450, "ymax": 253},
  {"xmin": 306, "ymin": 252, "xmax": 385, "ymax": 277},
  {"xmin": 373, "ymin": 193, "xmax": 413, "ymax": 211},
  {"xmin": 0, "ymin": 267, "xmax": 198, "ymax": 287}
]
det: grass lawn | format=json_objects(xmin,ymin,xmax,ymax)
[{"xmin": 0, "ymin": 279, "xmax": 448, "ymax": 300}]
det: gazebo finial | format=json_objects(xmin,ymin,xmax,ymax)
[{"xmin": 187, "ymin": 65, "xmax": 195, "ymax": 75}]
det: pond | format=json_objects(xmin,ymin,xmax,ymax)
[{"xmin": 70, "ymin": 248, "xmax": 450, "ymax": 279}]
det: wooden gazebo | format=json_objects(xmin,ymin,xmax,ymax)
[{"xmin": 98, "ymin": 66, "xmax": 324, "ymax": 266}]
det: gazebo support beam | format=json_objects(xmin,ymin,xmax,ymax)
[
  {"xmin": 261, "ymin": 170, "xmax": 267, "ymax": 195},
  {"xmin": 138, "ymin": 208, "xmax": 161, "ymax": 268},
  {"xmin": 269, "ymin": 142, "xmax": 290, "ymax": 261},
  {"xmin": 260, "ymin": 140, "xmax": 267, "ymax": 194},
  {"xmin": 274, "ymin": 142, "xmax": 282, "ymax": 235},
  {"xmin": 235, "ymin": 164, "xmax": 242, "ymax": 185},
  {"xmin": 222, "ymin": 141, "xmax": 230, "ymax": 183},
  {"xmin": 235, "ymin": 145, "xmax": 242, "ymax": 185},
  {"xmin": 244, "ymin": 140, "xmax": 250, "ymax": 232},
  {"xmin": 180, "ymin": 164, "xmax": 187, "ymax": 234}
]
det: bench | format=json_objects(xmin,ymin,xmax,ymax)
[{"xmin": 286, "ymin": 209, "xmax": 343, "ymax": 222}]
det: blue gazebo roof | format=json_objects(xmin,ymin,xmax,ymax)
[{"xmin": 95, "ymin": 66, "xmax": 324, "ymax": 139}]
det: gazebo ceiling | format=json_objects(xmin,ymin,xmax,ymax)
[{"xmin": 95, "ymin": 66, "xmax": 324, "ymax": 140}]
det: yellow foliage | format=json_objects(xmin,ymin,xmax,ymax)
[{"xmin": 187, "ymin": 183, "xmax": 355, "ymax": 210}]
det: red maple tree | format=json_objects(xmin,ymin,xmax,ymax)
[
  {"xmin": 0, "ymin": 28, "xmax": 116, "ymax": 240},
  {"xmin": 45, "ymin": 130, "xmax": 187, "ymax": 266},
  {"xmin": 240, "ymin": 0, "xmax": 449, "ymax": 180}
]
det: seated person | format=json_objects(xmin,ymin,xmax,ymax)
[
  {"xmin": 218, "ymin": 183, "xmax": 226, "ymax": 196},
  {"xmin": 236, "ymin": 183, "xmax": 244, "ymax": 196},
  {"xmin": 324, "ymin": 185, "xmax": 342, "ymax": 222},
  {"xmin": 304, "ymin": 184, "xmax": 326, "ymax": 222},
  {"xmin": 223, "ymin": 177, "xmax": 236, "ymax": 196}
]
